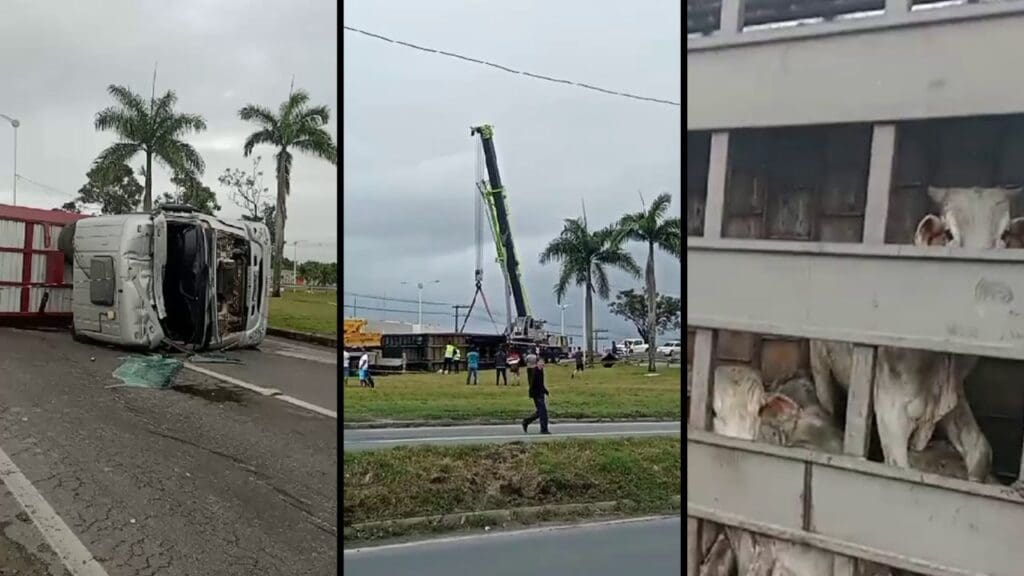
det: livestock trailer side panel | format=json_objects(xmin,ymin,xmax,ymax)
[{"xmin": 0, "ymin": 204, "xmax": 85, "ymax": 326}]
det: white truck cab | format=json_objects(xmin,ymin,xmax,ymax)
[{"xmin": 63, "ymin": 206, "xmax": 271, "ymax": 350}]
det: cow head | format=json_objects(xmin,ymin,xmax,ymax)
[
  {"xmin": 712, "ymin": 365, "xmax": 766, "ymax": 441},
  {"xmin": 914, "ymin": 186, "xmax": 1024, "ymax": 248}
]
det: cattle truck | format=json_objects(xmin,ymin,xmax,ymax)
[{"xmin": 688, "ymin": 2, "xmax": 1024, "ymax": 575}]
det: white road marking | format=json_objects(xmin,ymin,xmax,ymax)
[
  {"xmin": 0, "ymin": 445, "xmax": 110, "ymax": 576},
  {"xmin": 183, "ymin": 363, "xmax": 337, "ymax": 419},
  {"xmin": 343, "ymin": 515, "xmax": 678, "ymax": 555},
  {"xmin": 274, "ymin": 349, "xmax": 337, "ymax": 365},
  {"xmin": 345, "ymin": 429, "xmax": 680, "ymax": 446},
  {"xmin": 183, "ymin": 363, "xmax": 281, "ymax": 396},
  {"xmin": 276, "ymin": 395, "xmax": 338, "ymax": 419}
]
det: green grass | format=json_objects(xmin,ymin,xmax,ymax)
[
  {"xmin": 343, "ymin": 437, "xmax": 681, "ymax": 530},
  {"xmin": 343, "ymin": 363, "xmax": 682, "ymax": 422},
  {"xmin": 268, "ymin": 289, "xmax": 337, "ymax": 335}
]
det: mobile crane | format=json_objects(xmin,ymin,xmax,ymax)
[{"xmin": 467, "ymin": 124, "xmax": 568, "ymax": 361}]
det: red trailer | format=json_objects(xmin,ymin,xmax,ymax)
[{"xmin": 0, "ymin": 204, "xmax": 86, "ymax": 326}]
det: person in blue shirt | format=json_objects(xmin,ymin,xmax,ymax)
[{"xmin": 465, "ymin": 347, "xmax": 480, "ymax": 386}]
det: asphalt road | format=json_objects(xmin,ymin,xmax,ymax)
[
  {"xmin": 0, "ymin": 328, "xmax": 337, "ymax": 576},
  {"xmin": 343, "ymin": 516, "xmax": 681, "ymax": 576},
  {"xmin": 343, "ymin": 421, "xmax": 682, "ymax": 451}
]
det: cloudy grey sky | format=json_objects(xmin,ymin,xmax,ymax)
[
  {"xmin": 343, "ymin": 0, "xmax": 681, "ymax": 343},
  {"xmin": 0, "ymin": 0, "xmax": 338, "ymax": 262}
]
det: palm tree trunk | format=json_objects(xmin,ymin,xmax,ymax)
[
  {"xmin": 143, "ymin": 152, "xmax": 153, "ymax": 211},
  {"xmin": 585, "ymin": 277, "xmax": 594, "ymax": 365},
  {"xmin": 646, "ymin": 241, "xmax": 657, "ymax": 373},
  {"xmin": 272, "ymin": 154, "xmax": 287, "ymax": 298}
]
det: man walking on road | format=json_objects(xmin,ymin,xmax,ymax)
[
  {"xmin": 522, "ymin": 356, "xmax": 550, "ymax": 434},
  {"xmin": 494, "ymin": 346, "xmax": 508, "ymax": 386},
  {"xmin": 466, "ymin": 347, "xmax": 480, "ymax": 385},
  {"xmin": 443, "ymin": 343, "xmax": 455, "ymax": 374},
  {"xmin": 453, "ymin": 347, "xmax": 462, "ymax": 374},
  {"xmin": 343, "ymin": 349, "xmax": 350, "ymax": 385}
]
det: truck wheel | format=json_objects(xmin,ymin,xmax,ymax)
[{"xmin": 58, "ymin": 221, "xmax": 77, "ymax": 263}]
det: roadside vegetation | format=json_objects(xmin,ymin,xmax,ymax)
[
  {"xmin": 343, "ymin": 363, "xmax": 682, "ymax": 423},
  {"xmin": 268, "ymin": 289, "xmax": 337, "ymax": 335},
  {"xmin": 343, "ymin": 437, "xmax": 681, "ymax": 542}
]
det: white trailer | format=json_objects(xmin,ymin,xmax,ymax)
[{"xmin": 687, "ymin": 1, "xmax": 1024, "ymax": 574}]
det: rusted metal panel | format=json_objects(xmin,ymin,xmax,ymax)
[
  {"xmin": 0, "ymin": 252, "xmax": 21, "ymax": 282},
  {"xmin": 0, "ymin": 287, "xmax": 20, "ymax": 312},
  {"xmin": 688, "ymin": 238, "xmax": 1024, "ymax": 360},
  {"xmin": 0, "ymin": 220, "xmax": 24, "ymax": 249},
  {"xmin": 28, "ymin": 287, "xmax": 71, "ymax": 313}
]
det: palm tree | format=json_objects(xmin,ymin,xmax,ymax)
[
  {"xmin": 94, "ymin": 84, "xmax": 207, "ymax": 211},
  {"xmin": 239, "ymin": 90, "xmax": 337, "ymax": 297},
  {"xmin": 540, "ymin": 218, "xmax": 641, "ymax": 362},
  {"xmin": 618, "ymin": 193, "xmax": 682, "ymax": 372}
]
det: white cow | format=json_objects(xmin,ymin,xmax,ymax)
[
  {"xmin": 811, "ymin": 186, "xmax": 1024, "ymax": 482},
  {"xmin": 704, "ymin": 364, "xmax": 999, "ymax": 575}
]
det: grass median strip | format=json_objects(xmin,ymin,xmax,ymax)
[
  {"xmin": 269, "ymin": 289, "xmax": 337, "ymax": 335},
  {"xmin": 343, "ymin": 436, "xmax": 681, "ymax": 542},
  {"xmin": 343, "ymin": 364, "xmax": 682, "ymax": 423}
]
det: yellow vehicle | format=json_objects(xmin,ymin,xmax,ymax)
[{"xmin": 343, "ymin": 318, "xmax": 382, "ymax": 348}]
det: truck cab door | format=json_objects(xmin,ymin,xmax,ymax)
[{"xmin": 151, "ymin": 213, "xmax": 167, "ymax": 319}]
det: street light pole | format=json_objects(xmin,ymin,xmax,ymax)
[
  {"xmin": 558, "ymin": 303, "xmax": 570, "ymax": 337},
  {"xmin": 0, "ymin": 114, "xmax": 18, "ymax": 206},
  {"xmin": 402, "ymin": 280, "xmax": 440, "ymax": 328}
]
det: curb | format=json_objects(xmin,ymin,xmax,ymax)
[
  {"xmin": 342, "ymin": 417, "xmax": 679, "ymax": 429},
  {"xmin": 343, "ymin": 496, "xmax": 682, "ymax": 541},
  {"xmin": 267, "ymin": 327, "xmax": 337, "ymax": 348}
]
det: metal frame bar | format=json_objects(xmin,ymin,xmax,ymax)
[
  {"xmin": 688, "ymin": 430, "xmax": 1024, "ymax": 575},
  {"xmin": 689, "ymin": 0, "xmax": 1024, "ymax": 52}
]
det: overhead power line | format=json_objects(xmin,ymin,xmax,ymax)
[
  {"xmin": 343, "ymin": 25, "xmax": 681, "ymax": 108},
  {"xmin": 16, "ymin": 174, "xmax": 75, "ymax": 198}
]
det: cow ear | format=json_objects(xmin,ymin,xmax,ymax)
[
  {"xmin": 1004, "ymin": 217, "xmax": 1024, "ymax": 248},
  {"xmin": 915, "ymin": 214, "xmax": 950, "ymax": 246},
  {"xmin": 759, "ymin": 393, "xmax": 800, "ymax": 420}
]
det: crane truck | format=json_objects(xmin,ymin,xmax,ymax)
[{"xmin": 470, "ymin": 124, "xmax": 568, "ymax": 362}]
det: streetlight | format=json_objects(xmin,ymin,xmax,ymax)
[
  {"xmin": 401, "ymin": 280, "xmax": 440, "ymax": 328},
  {"xmin": 0, "ymin": 114, "xmax": 18, "ymax": 206},
  {"xmin": 557, "ymin": 303, "xmax": 571, "ymax": 337}
]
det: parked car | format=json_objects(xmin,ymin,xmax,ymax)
[
  {"xmin": 62, "ymin": 205, "xmax": 271, "ymax": 350},
  {"xmin": 657, "ymin": 340, "xmax": 682, "ymax": 357},
  {"xmin": 621, "ymin": 338, "xmax": 648, "ymax": 354}
]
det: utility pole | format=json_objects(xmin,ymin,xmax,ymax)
[
  {"xmin": 558, "ymin": 303, "xmax": 570, "ymax": 337},
  {"xmin": 0, "ymin": 114, "xmax": 19, "ymax": 206},
  {"xmin": 453, "ymin": 304, "xmax": 470, "ymax": 332}
]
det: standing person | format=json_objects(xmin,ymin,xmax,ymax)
[
  {"xmin": 453, "ymin": 347, "xmax": 462, "ymax": 374},
  {"xmin": 494, "ymin": 346, "xmax": 509, "ymax": 386},
  {"xmin": 571, "ymin": 347, "xmax": 585, "ymax": 379},
  {"xmin": 343, "ymin": 349, "xmax": 351, "ymax": 385},
  {"xmin": 443, "ymin": 342, "xmax": 455, "ymax": 374},
  {"xmin": 508, "ymin": 351, "xmax": 521, "ymax": 385},
  {"xmin": 466, "ymin": 347, "xmax": 480, "ymax": 385},
  {"xmin": 524, "ymin": 347, "xmax": 539, "ymax": 390},
  {"xmin": 522, "ymin": 355, "xmax": 550, "ymax": 434},
  {"xmin": 358, "ymin": 352, "xmax": 374, "ymax": 388}
]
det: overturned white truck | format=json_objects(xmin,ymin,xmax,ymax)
[
  {"xmin": 688, "ymin": 1, "xmax": 1024, "ymax": 575},
  {"xmin": 60, "ymin": 205, "xmax": 271, "ymax": 351}
]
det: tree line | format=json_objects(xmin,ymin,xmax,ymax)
[
  {"xmin": 540, "ymin": 192, "xmax": 681, "ymax": 373},
  {"xmin": 60, "ymin": 83, "xmax": 337, "ymax": 298}
]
